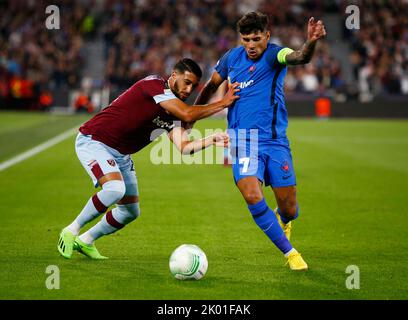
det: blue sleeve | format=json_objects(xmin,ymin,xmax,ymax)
[
  {"xmin": 265, "ymin": 44, "xmax": 285, "ymax": 68},
  {"xmin": 214, "ymin": 50, "xmax": 231, "ymax": 80}
]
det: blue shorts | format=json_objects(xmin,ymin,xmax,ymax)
[{"xmin": 231, "ymin": 141, "xmax": 296, "ymax": 187}]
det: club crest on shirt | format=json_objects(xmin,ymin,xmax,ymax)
[
  {"xmin": 249, "ymin": 65, "xmax": 256, "ymax": 73},
  {"xmin": 107, "ymin": 159, "xmax": 116, "ymax": 167}
]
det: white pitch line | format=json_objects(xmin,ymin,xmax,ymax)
[{"xmin": 0, "ymin": 126, "xmax": 79, "ymax": 172}]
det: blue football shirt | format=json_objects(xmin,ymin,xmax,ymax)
[{"xmin": 215, "ymin": 43, "xmax": 291, "ymax": 144}]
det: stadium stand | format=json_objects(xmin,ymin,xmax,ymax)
[
  {"xmin": 0, "ymin": 0, "xmax": 94, "ymax": 110},
  {"xmin": 0, "ymin": 0, "xmax": 406, "ymax": 111},
  {"xmin": 341, "ymin": 0, "xmax": 408, "ymax": 100}
]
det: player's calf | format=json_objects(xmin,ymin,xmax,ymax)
[
  {"xmin": 277, "ymin": 204, "xmax": 299, "ymax": 224},
  {"xmin": 248, "ymin": 198, "xmax": 293, "ymax": 255},
  {"xmin": 275, "ymin": 205, "xmax": 298, "ymax": 241},
  {"xmin": 65, "ymin": 179, "xmax": 126, "ymax": 235},
  {"xmin": 76, "ymin": 200, "xmax": 140, "ymax": 249},
  {"xmin": 273, "ymin": 185, "xmax": 298, "ymax": 224}
]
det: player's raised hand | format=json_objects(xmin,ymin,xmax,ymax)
[
  {"xmin": 307, "ymin": 17, "xmax": 327, "ymax": 42},
  {"xmin": 222, "ymin": 82, "xmax": 240, "ymax": 107},
  {"xmin": 212, "ymin": 132, "xmax": 230, "ymax": 147}
]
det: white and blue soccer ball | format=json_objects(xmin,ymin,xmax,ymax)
[{"xmin": 169, "ymin": 244, "xmax": 208, "ymax": 280}]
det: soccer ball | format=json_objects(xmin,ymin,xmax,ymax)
[{"xmin": 169, "ymin": 244, "xmax": 208, "ymax": 280}]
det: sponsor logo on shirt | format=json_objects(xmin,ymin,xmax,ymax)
[
  {"xmin": 239, "ymin": 80, "xmax": 254, "ymax": 89},
  {"xmin": 152, "ymin": 116, "xmax": 175, "ymax": 130}
]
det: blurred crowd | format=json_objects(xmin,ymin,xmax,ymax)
[
  {"xmin": 262, "ymin": 1, "xmax": 345, "ymax": 97},
  {"xmin": 0, "ymin": 0, "xmax": 96, "ymax": 110},
  {"xmin": 0, "ymin": 0, "xmax": 406, "ymax": 111},
  {"xmin": 101, "ymin": 0, "xmax": 345, "ymax": 98},
  {"xmin": 342, "ymin": 0, "xmax": 408, "ymax": 99}
]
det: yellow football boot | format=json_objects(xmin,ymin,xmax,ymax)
[
  {"xmin": 275, "ymin": 208, "xmax": 292, "ymax": 240},
  {"xmin": 286, "ymin": 250, "xmax": 308, "ymax": 271}
]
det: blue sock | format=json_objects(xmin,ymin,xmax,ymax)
[
  {"xmin": 278, "ymin": 205, "xmax": 299, "ymax": 225},
  {"xmin": 248, "ymin": 198, "xmax": 293, "ymax": 254}
]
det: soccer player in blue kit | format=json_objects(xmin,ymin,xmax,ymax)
[{"xmin": 195, "ymin": 12, "xmax": 326, "ymax": 270}]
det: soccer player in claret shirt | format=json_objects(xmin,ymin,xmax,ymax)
[
  {"xmin": 57, "ymin": 58, "xmax": 240, "ymax": 259},
  {"xmin": 195, "ymin": 12, "xmax": 326, "ymax": 270}
]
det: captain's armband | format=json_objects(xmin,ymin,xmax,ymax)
[{"xmin": 277, "ymin": 48, "xmax": 294, "ymax": 65}]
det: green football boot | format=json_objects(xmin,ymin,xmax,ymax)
[
  {"xmin": 74, "ymin": 237, "xmax": 108, "ymax": 260},
  {"xmin": 57, "ymin": 228, "xmax": 75, "ymax": 259}
]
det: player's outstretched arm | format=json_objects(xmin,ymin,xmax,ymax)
[
  {"xmin": 285, "ymin": 17, "xmax": 327, "ymax": 65},
  {"xmin": 160, "ymin": 82, "xmax": 239, "ymax": 123},
  {"xmin": 168, "ymin": 127, "xmax": 229, "ymax": 155},
  {"xmin": 194, "ymin": 71, "xmax": 225, "ymax": 105}
]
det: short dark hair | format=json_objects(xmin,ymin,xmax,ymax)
[
  {"xmin": 173, "ymin": 58, "xmax": 202, "ymax": 79},
  {"xmin": 237, "ymin": 12, "xmax": 269, "ymax": 35}
]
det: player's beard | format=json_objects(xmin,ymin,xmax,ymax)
[{"xmin": 172, "ymin": 80, "xmax": 187, "ymax": 101}]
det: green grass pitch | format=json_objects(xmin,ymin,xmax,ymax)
[{"xmin": 0, "ymin": 111, "xmax": 407, "ymax": 299}]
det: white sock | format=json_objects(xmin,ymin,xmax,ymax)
[
  {"xmin": 66, "ymin": 181, "xmax": 126, "ymax": 236},
  {"xmin": 78, "ymin": 231, "xmax": 96, "ymax": 245},
  {"xmin": 66, "ymin": 197, "xmax": 103, "ymax": 236},
  {"xmin": 66, "ymin": 221, "xmax": 81, "ymax": 235},
  {"xmin": 79, "ymin": 214, "xmax": 118, "ymax": 245},
  {"xmin": 284, "ymin": 248, "xmax": 297, "ymax": 257}
]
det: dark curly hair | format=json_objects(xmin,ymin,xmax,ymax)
[{"xmin": 237, "ymin": 12, "xmax": 269, "ymax": 35}]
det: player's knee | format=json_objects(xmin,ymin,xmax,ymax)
[
  {"xmin": 102, "ymin": 180, "xmax": 126, "ymax": 204},
  {"xmin": 126, "ymin": 202, "xmax": 141, "ymax": 221},
  {"xmin": 116, "ymin": 203, "xmax": 140, "ymax": 224},
  {"xmin": 243, "ymin": 191, "xmax": 263, "ymax": 205}
]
